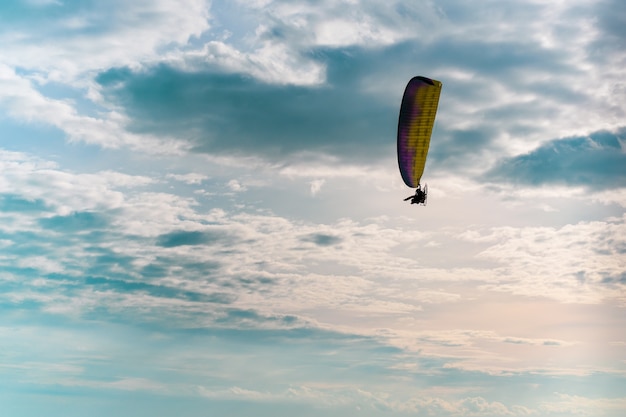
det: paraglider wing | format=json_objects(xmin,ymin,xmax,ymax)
[{"xmin": 397, "ymin": 76, "xmax": 442, "ymax": 188}]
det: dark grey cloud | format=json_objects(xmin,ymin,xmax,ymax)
[
  {"xmin": 96, "ymin": 60, "xmax": 396, "ymax": 162},
  {"xmin": 139, "ymin": 262, "xmax": 169, "ymax": 278},
  {"xmin": 429, "ymin": 127, "xmax": 497, "ymax": 168},
  {"xmin": 39, "ymin": 211, "xmax": 109, "ymax": 232},
  {"xmin": 484, "ymin": 128, "xmax": 626, "ymax": 189},
  {"xmin": 214, "ymin": 308, "xmax": 301, "ymax": 327},
  {"xmin": 0, "ymin": 194, "xmax": 48, "ymax": 212},
  {"xmin": 300, "ymin": 233, "xmax": 343, "ymax": 246},
  {"xmin": 503, "ymin": 337, "xmax": 531, "ymax": 345},
  {"xmin": 84, "ymin": 247, "xmax": 137, "ymax": 279},
  {"xmin": 156, "ymin": 230, "xmax": 234, "ymax": 247},
  {"xmin": 601, "ymin": 271, "xmax": 626, "ymax": 285},
  {"xmin": 590, "ymin": 0, "xmax": 626, "ymax": 55},
  {"xmin": 233, "ymin": 275, "xmax": 277, "ymax": 290}
]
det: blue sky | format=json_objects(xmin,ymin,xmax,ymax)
[{"xmin": 1, "ymin": 0, "xmax": 625, "ymax": 416}]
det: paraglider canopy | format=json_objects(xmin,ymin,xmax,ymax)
[{"xmin": 397, "ymin": 76, "xmax": 442, "ymax": 189}]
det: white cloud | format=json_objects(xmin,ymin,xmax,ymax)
[
  {"xmin": 475, "ymin": 216, "xmax": 626, "ymax": 303},
  {"xmin": 0, "ymin": 65, "xmax": 189, "ymax": 153},
  {"xmin": 0, "ymin": 1, "xmax": 213, "ymax": 152},
  {"xmin": 167, "ymin": 173, "xmax": 208, "ymax": 185},
  {"xmin": 540, "ymin": 393, "xmax": 626, "ymax": 416},
  {"xmin": 309, "ymin": 179, "xmax": 325, "ymax": 196},
  {"xmin": 227, "ymin": 179, "xmax": 247, "ymax": 192},
  {"xmin": 176, "ymin": 39, "xmax": 325, "ymax": 85},
  {"xmin": 0, "ymin": 0, "xmax": 211, "ymax": 82},
  {"xmin": 0, "ymin": 149, "xmax": 154, "ymax": 216}
]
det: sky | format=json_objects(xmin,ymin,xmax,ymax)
[{"xmin": 0, "ymin": 0, "xmax": 625, "ymax": 416}]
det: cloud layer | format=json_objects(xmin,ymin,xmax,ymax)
[
  {"xmin": 486, "ymin": 128, "xmax": 626, "ymax": 189},
  {"xmin": 1, "ymin": 0, "xmax": 625, "ymax": 416}
]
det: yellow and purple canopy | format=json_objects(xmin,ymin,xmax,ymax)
[{"xmin": 397, "ymin": 76, "xmax": 442, "ymax": 188}]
